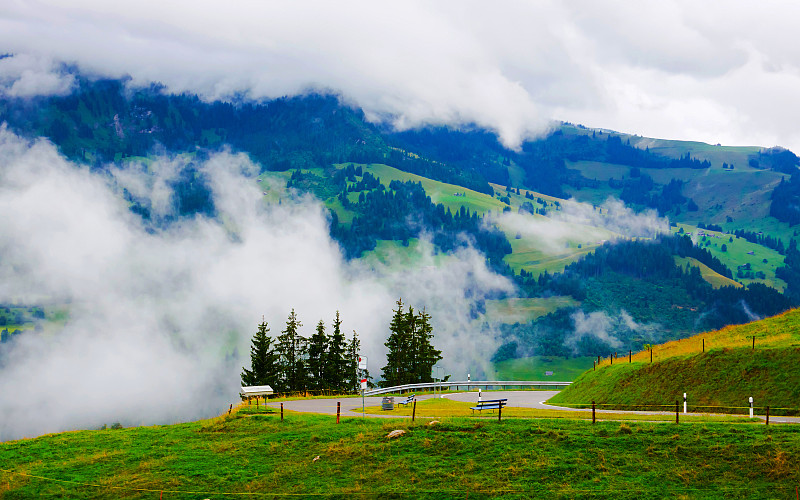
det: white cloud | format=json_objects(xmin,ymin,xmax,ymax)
[
  {"xmin": 1, "ymin": 1, "xmax": 798, "ymax": 151},
  {"xmin": 0, "ymin": 54, "xmax": 74, "ymax": 97},
  {"xmin": 494, "ymin": 197, "xmax": 668, "ymax": 257},
  {"xmin": 0, "ymin": 128, "xmax": 511, "ymax": 439}
]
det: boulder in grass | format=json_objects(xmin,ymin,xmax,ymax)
[{"xmin": 386, "ymin": 429, "xmax": 406, "ymax": 439}]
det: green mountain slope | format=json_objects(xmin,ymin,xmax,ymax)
[{"xmin": 549, "ymin": 308, "xmax": 800, "ymax": 411}]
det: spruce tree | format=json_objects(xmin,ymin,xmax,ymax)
[
  {"xmin": 381, "ymin": 300, "xmax": 442, "ymax": 387},
  {"xmin": 324, "ymin": 311, "xmax": 349, "ymax": 392},
  {"xmin": 275, "ymin": 309, "xmax": 307, "ymax": 392},
  {"xmin": 307, "ymin": 319, "xmax": 328, "ymax": 391},
  {"xmin": 381, "ymin": 299, "xmax": 409, "ymax": 387},
  {"xmin": 240, "ymin": 320, "xmax": 279, "ymax": 388},
  {"xmin": 347, "ymin": 329, "xmax": 369, "ymax": 392},
  {"xmin": 415, "ymin": 308, "xmax": 442, "ymax": 382}
]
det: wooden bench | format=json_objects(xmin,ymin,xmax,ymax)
[
  {"xmin": 470, "ymin": 399, "xmax": 507, "ymax": 414},
  {"xmin": 397, "ymin": 394, "xmax": 416, "ymax": 407}
]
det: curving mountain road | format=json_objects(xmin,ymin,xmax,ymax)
[{"xmin": 267, "ymin": 390, "xmax": 800, "ymax": 423}]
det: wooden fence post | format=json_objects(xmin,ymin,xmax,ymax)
[
  {"xmin": 675, "ymin": 401, "xmax": 679, "ymax": 424},
  {"xmin": 228, "ymin": 403, "xmax": 232, "ymax": 415},
  {"xmin": 629, "ymin": 350, "xmax": 631, "ymax": 363},
  {"xmin": 702, "ymin": 339, "xmax": 705, "ymax": 353},
  {"xmin": 412, "ymin": 400, "xmax": 416, "ymax": 422},
  {"xmin": 766, "ymin": 406, "xmax": 770, "ymax": 426},
  {"xmin": 592, "ymin": 401, "xmax": 596, "ymax": 424},
  {"xmin": 498, "ymin": 405, "xmax": 502, "ymax": 422},
  {"xmin": 280, "ymin": 403, "xmax": 284, "ymax": 421},
  {"xmin": 650, "ymin": 348, "xmax": 653, "ymax": 363},
  {"xmin": 337, "ymin": 402, "xmax": 341, "ymax": 424}
]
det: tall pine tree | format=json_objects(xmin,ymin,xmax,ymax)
[
  {"xmin": 381, "ymin": 300, "xmax": 442, "ymax": 387},
  {"xmin": 240, "ymin": 320, "xmax": 279, "ymax": 388},
  {"xmin": 414, "ymin": 308, "xmax": 441, "ymax": 383},
  {"xmin": 275, "ymin": 309, "xmax": 307, "ymax": 392},
  {"xmin": 324, "ymin": 311, "xmax": 350, "ymax": 392},
  {"xmin": 306, "ymin": 319, "xmax": 328, "ymax": 391},
  {"xmin": 382, "ymin": 299, "xmax": 410, "ymax": 386}
]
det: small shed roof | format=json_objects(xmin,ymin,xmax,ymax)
[{"xmin": 240, "ymin": 385, "xmax": 274, "ymax": 396}]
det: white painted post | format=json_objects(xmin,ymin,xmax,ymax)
[
  {"xmin": 478, "ymin": 388, "xmax": 482, "ymax": 403},
  {"xmin": 683, "ymin": 393, "xmax": 687, "ymax": 414},
  {"xmin": 468, "ymin": 373, "xmax": 471, "ymax": 382},
  {"xmin": 749, "ymin": 397, "xmax": 754, "ymax": 418}
]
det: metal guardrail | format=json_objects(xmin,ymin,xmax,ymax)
[{"xmin": 363, "ymin": 380, "xmax": 571, "ymax": 396}]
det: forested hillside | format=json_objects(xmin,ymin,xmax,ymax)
[{"xmin": 2, "ymin": 74, "xmax": 800, "ymax": 365}]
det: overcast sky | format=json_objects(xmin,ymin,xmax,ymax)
[{"xmin": 1, "ymin": 1, "xmax": 799, "ymax": 150}]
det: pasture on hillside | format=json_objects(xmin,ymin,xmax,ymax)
[
  {"xmin": 2, "ymin": 410, "xmax": 799, "ymax": 498},
  {"xmin": 551, "ymin": 308, "xmax": 800, "ymax": 412}
]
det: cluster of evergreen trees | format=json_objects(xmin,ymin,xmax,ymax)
[
  {"xmin": 242, "ymin": 302, "xmax": 445, "ymax": 392},
  {"xmin": 617, "ymin": 176, "xmax": 693, "ymax": 215},
  {"xmin": 241, "ymin": 310, "xmax": 361, "ymax": 394},
  {"xmin": 770, "ymin": 176, "xmax": 800, "ymax": 226},
  {"xmin": 503, "ymin": 234, "xmax": 793, "ymax": 361},
  {"xmin": 328, "ymin": 177, "xmax": 512, "ymax": 268},
  {"xmin": 380, "ymin": 299, "xmax": 442, "ymax": 387}
]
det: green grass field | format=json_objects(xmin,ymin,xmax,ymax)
[
  {"xmin": 559, "ymin": 124, "xmax": 791, "ymax": 232},
  {"xmin": 675, "ymin": 256, "xmax": 742, "ymax": 289},
  {"xmin": 354, "ymin": 163, "xmax": 509, "ymax": 216},
  {"xmin": 364, "ymin": 397, "xmax": 761, "ymax": 423},
  {"xmin": 492, "ymin": 355, "xmax": 593, "ymax": 381},
  {"xmin": 483, "ymin": 297, "xmax": 578, "ymax": 325},
  {"xmin": 2, "ymin": 410, "xmax": 798, "ymax": 498},
  {"xmin": 672, "ymin": 224, "xmax": 786, "ymax": 291},
  {"xmin": 551, "ymin": 308, "xmax": 800, "ymax": 411}
]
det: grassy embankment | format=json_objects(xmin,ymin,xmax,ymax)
[
  {"xmin": 550, "ymin": 308, "xmax": 800, "ymax": 413},
  {"xmin": 2, "ymin": 409, "xmax": 799, "ymax": 498},
  {"xmin": 672, "ymin": 223, "xmax": 786, "ymax": 291},
  {"xmin": 362, "ymin": 398, "xmax": 758, "ymax": 424},
  {"xmin": 492, "ymin": 353, "xmax": 591, "ymax": 381},
  {"xmin": 674, "ymin": 256, "xmax": 741, "ymax": 289}
]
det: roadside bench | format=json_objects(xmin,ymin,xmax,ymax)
[
  {"xmin": 397, "ymin": 394, "xmax": 416, "ymax": 407},
  {"xmin": 470, "ymin": 399, "xmax": 507, "ymax": 414}
]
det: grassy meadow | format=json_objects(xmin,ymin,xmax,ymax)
[
  {"xmin": 551, "ymin": 308, "xmax": 800, "ymax": 412},
  {"xmin": 492, "ymin": 355, "xmax": 592, "ymax": 381},
  {"xmin": 672, "ymin": 223, "xmax": 786, "ymax": 291},
  {"xmin": 483, "ymin": 297, "xmax": 579, "ymax": 325},
  {"xmin": 2, "ymin": 409, "xmax": 799, "ymax": 498},
  {"xmin": 674, "ymin": 256, "xmax": 742, "ymax": 289},
  {"xmin": 363, "ymin": 397, "xmax": 760, "ymax": 424}
]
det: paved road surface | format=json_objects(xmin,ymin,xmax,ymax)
[
  {"xmin": 267, "ymin": 394, "xmax": 438, "ymax": 418},
  {"xmin": 268, "ymin": 391, "xmax": 800, "ymax": 424}
]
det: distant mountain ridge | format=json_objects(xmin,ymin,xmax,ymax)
[{"xmin": 3, "ymin": 75, "xmax": 800, "ymax": 362}]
